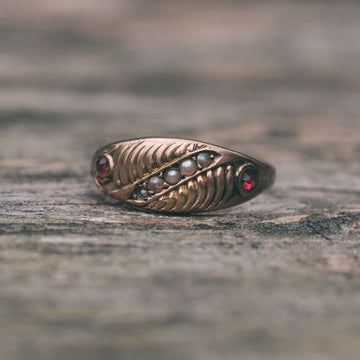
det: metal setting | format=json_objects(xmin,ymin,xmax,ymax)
[{"xmin": 91, "ymin": 138, "xmax": 275, "ymax": 213}]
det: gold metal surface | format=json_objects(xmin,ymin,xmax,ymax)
[{"xmin": 91, "ymin": 138, "xmax": 275, "ymax": 213}]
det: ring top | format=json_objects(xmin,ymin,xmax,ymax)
[{"xmin": 91, "ymin": 137, "xmax": 275, "ymax": 213}]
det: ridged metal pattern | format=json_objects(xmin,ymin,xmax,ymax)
[
  {"xmin": 113, "ymin": 140, "xmax": 206, "ymax": 187},
  {"xmin": 145, "ymin": 165, "xmax": 234, "ymax": 213}
]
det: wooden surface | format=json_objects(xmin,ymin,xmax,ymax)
[{"xmin": 0, "ymin": 1, "xmax": 360, "ymax": 359}]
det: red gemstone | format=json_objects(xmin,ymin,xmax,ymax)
[
  {"xmin": 96, "ymin": 156, "xmax": 109, "ymax": 179},
  {"xmin": 240, "ymin": 168, "xmax": 257, "ymax": 191}
]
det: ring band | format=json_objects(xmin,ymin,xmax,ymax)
[{"xmin": 91, "ymin": 137, "xmax": 275, "ymax": 213}]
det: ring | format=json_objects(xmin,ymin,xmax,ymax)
[{"xmin": 91, "ymin": 137, "xmax": 275, "ymax": 213}]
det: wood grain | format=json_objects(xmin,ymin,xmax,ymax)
[{"xmin": 0, "ymin": 1, "xmax": 359, "ymax": 360}]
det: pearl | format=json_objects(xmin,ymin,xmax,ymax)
[
  {"xmin": 196, "ymin": 152, "xmax": 212, "ymax": 168},
  {"xmin": 163, "ymin": 168, "xmax": 181, "ymax": 185},
  {"xmin": 179, "ymin": 158, "xmax": 197, "ymax": 176},
  {"xmin": 138, "ymin": 188, "xmax": 148, "ymax": 199},
  {"xmin": 146, "ymin": 176, "xmax": 164, "ymax": 193}
]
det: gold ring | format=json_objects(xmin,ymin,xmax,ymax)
[{"xmin": 91, "ymin": 137, "xmax": 275, "ymax": 213}]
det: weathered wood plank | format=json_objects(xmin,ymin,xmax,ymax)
[{"xmin": 0, "ymin": 1, "xmax": 359, "ymax": 360}]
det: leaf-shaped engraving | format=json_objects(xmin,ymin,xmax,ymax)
[
  {"xmin": 145, "ymin": 165, "xmax": 234, "ymax": 213},
  {"xmin": 112, "ymin": 139, "xmax": 206, "ymax": 187},
  {"xmin": 92, "ymin": 137, "xmax": 275, "ymax": 213}
]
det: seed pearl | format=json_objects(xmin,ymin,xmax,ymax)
[
  {"xmin": 164, "ymin": 168, "xmax": 181, "ymax": 185},
  {"xmin": 138, "ymin": 188, "xmax": 149, "ymax": 199},
  {"xmin": 146, "ymin": 176, "xmax": 164, "ymax": 193},
  {"xmin": 179, "ymin": 158, "xmax": 197, "ymax": 176},
  {"xmin": 196, "ymin": 152, "xmax": 212, "ymax": 168}
]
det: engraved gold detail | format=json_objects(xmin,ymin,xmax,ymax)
[{"xmin": 91, "ymin": 138, "xmax": 275, "ymax": 213}]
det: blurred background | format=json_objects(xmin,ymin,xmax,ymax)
[
  {"xmin": 0, "ymin": 1, "xmax": 360, "ymax": 360},
  {"xmin": 1, "ymin": 0, "xmax": 359, "ymax": 169}
]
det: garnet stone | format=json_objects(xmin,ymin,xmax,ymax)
[
  {"xmin": 240, "ymin": 167, "xmax": 258, "ymax": 191},
  {"xmin": 96, "ymin": 155, "xmax": 110, "ymax": 179}
]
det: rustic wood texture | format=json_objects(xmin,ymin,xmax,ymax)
[{"xmin": 0, "ymin": 1, "xmax": 359, "ymax": 359}]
